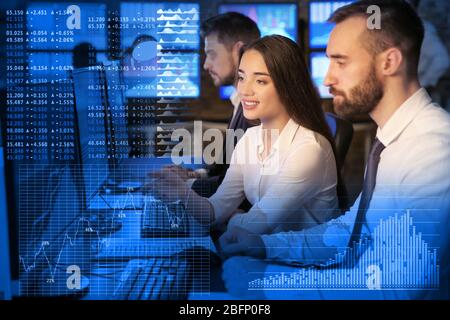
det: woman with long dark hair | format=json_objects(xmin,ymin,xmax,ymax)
[{"xmin": 150, "ymin": 35, "xmax": 341, "ymax": 235}]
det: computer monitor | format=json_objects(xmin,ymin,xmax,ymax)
[
  {"xmin": 310, "ymin": 51, "xmax": 332, "ymax": 99},
  {"xmin": 218, "ymin": 2, "xmax": 298, "ymax": 40},
  {"xmin": 103, "ymin": 61, "xmax": 130, "ymax": 165},
  {"xmin": 0, "ymin": 123, "xmax": 12, "ymax": 299},
  {"xmin": 17, "ymin": 164, "xmax": 88, "ymax": 297},
  {"xmin": 2, "ymin": 85, "xmax": 85, "ymax": 296},
  {"xmin": 1, "ymin": 80, "xmax": 79, "ymax": 293},
  {"xmin": 217, "ymin": 2, "xmax": 298, "ymax": 99},
  {"xmin": 72, "ymin": 66, "xmax": 109, "ymax": 206},
  {"xmin": 120, "ymin": 2, "xmax": 200, "ymax": 98},
  {"xmin": 309, "ymin": 1, "xmax": 354, "ymax": 49}
]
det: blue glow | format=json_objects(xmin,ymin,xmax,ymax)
[
  {"xmin": 27, "ymin": 2, "xmax": 107, "ymax": 50},
  {"xmin": 310, "ymin": 51, "xmax": 332, "ymax": 99},
  {"xmin": 309, "ymin": 1, "xmax": 354, "ymax": 49},
  {"xmin": 120, "ymin": 2, "xmax": 200, "ymax": 98},
  {"xmin": 218, "ymin": 3, "xmax": 298, "ymax": 41}
]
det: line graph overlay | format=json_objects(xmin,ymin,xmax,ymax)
[{"xmin": 18, "ymin": 163, "xmax": 213, "ymax": 297}]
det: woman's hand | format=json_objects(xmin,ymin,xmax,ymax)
[
  {"xmin": 164, "ymin": 165, "xmax": 199, "ymax": 181},
  {"xmin": 143, "ymin": 166, "xmax": 215, "ymax": 226},
  {"xmin": 144, "ymin": 166, "xmax": 191, "ymax": 204}
]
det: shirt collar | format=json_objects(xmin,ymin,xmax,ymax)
[
  {"xmin": 229, "ymin": 89, "xmax": 240, "ymax": 109},
  {"xmin": 376, "ymin": 88, "xmax": 431, "ymax": 147},
  {"xmin": 256, "ymin": 118, "xmax": 300, "ymax": 158}
]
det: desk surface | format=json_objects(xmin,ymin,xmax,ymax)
[{"xmin": 19, "ymin": 205, "xmax": 225, "ymax": 299}]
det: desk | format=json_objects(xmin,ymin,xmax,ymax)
[
  {"xmin": 18, "ymin": 197, "xmax": 224, "ymax": 300},
  {"xmin": 16, "ymin": 158, "xmax": 220, "ymax": 300},
  {"xmin": 85, "ymin": 209, "xmax": 222, "ymax": 299}
]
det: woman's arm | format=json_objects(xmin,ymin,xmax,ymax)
[
  {"xmin": 227, "ymin": 140, "xmax": 337, "ymax": 234},
  {"xmin": 145, "ymin": 166, "xmax": 215, "ymax": 225},
  {"xmin": 184, "ymin": 187, "xmax": 215, "ymax": 225},
  {"xmin": 147, "ymin": 137, "xmax": 247, "ymax": 227}
]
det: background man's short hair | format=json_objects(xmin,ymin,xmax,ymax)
[
  {"xmin": 200, "ymin": 12, "xmax": 261, "ymax": 47},
  {"xmin": 328, "ymin": 0, "xmax": 424, "ymax": 77}
]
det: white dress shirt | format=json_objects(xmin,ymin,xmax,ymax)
[
  {"xmin": 259, "ymin": 88, "xmax": 450, "ymax": 299},
  {"xmin": 186, "ymin": 89, "xmax": 241, "ymax": 188},
  {"xmin": 229, "ymin": 89, "xmax": 240, "ymax": 119},
  {"xmin": 208, "ymin": 118, "xmax": 338, "ymax": 234}
]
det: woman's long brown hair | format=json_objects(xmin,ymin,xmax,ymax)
[{"xmin": 240, "ymin": 35, "xmax": 348, "ymax": 212}]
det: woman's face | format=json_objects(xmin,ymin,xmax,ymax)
[{"xmin": 237, "ymin": 49, "xmax": 286, "ymax": 123}]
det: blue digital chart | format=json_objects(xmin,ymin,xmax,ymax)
[
  {"xmin": 120, "ymin": 2, "xmax": 200, "ymax": 98},
  {"xmin": 249, "ymin": 211, "xmax": 439, "ymax": 292},
  {"xmin": 218, "ymin": 3, "xmax": 298, "ymax": 41},
  {"xmin": 2, "ymin": 1, "xmax": 206, "ymax": 301}
]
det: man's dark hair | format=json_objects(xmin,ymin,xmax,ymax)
[
  {"xmin": 200, "ymin": 12, "xmax": 260, "ymax": 48},
  {"xmin": 328, "ymin": 0, "xmax": 424, "ymax": 77}
]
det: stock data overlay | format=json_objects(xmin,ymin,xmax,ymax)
[{"xmin": 1, "ymin": 1, "xmax": 449, "ymax": 302}]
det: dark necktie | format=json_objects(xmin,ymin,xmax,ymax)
[
  {"xmin": 348, "ymin": 138, "xmax": 385, "ymax": 247},
  {"xmin": 228, "ymin": 104, "xmax": 242, "ymax": 130}
]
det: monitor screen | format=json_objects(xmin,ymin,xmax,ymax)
[
  {"xmin": 217, "ymin": 2, "xmax": 298, "ymax": 100},
  {"xmin": 26, "ymin": 2, "xmax": 107, "ymax": 51},
  {"xmin": 218, "ymin": 2, "xmax": 298, "ymax": 41},
  {"xmin": 72, "ymin": 67, "xmax": 109, "ymax": 204},
  {"xmin": 1, "ymin": 80, "xmax": 78, "ymax": 282},
  {"xmin": 120, "ymin": 2, "xmax": 200, "ymax": 98},
  {"xmin": 310, "ymin": 51, "xmax": 332, "ymax": 99},
  {"xmin": 309, "ymin": 1, "xmax": 354, "ymax": 49},
  {"xmin": 121, "ymin": 2, "xmax": 200, "ymax": 50},
  {"xmin": 18, "ymin": 164, "xmax": 86, "ymax": 296},
  {"xmin": 0, "ymin": 127, "xmax": 13, "ymax": 295},
  {"xmin": 103, "ymin": 61, "xmax": 130, "ymax": 163},
  {"xmin": 27, "ymin": 52, "xmax": 108, "ymax": 83}
]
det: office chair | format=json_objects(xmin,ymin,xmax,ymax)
[{"xmin": 325, "ymin": 112, "xmax": 354, "ymax": 171}]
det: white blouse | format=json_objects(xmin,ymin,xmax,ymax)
[{"xmin": 208, "ymin": 118, "xmax": 338, "ymax": 235}]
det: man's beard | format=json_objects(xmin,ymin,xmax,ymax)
[
  {"xmin": 215, "ymin": 68, "xmax": 236, "ymax": 87},
  {"xmin": 332, "ymin": 64, "xmax": 384, "ymax": 117},
  {"xmin": 211, "ymin": 55, "xmax": 237, "ymax": 87}
]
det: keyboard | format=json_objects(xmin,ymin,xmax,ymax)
[
  {"xmin": 141, "ymin": 199, "xmax": 189, "ymax": 237},
  {"xmin": 112, "ymin": 256, "xmax": 190, "ymax": 300},
  {"xmin": 88, "ymin": 192, "xmax": 146, "ymax": 210},
  {"xmin": 97, "ymin": 237, "xmax": 216, "ymax": 259},
  {"xmin": 102, "ymin": 193, "xmax": 145, "ymax": 210}
]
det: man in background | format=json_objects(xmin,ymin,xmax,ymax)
[{"xmin": 171, "ymin": 12, "xmax": 260, "ymax": 197}]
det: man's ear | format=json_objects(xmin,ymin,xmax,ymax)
[
  {"xmin": 232, "ymin": 41, "xmax": 245, "ymax": 59},
  {"xmin": 379, "ymin": 47, "xmax": 403, "ymax": 76}
]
